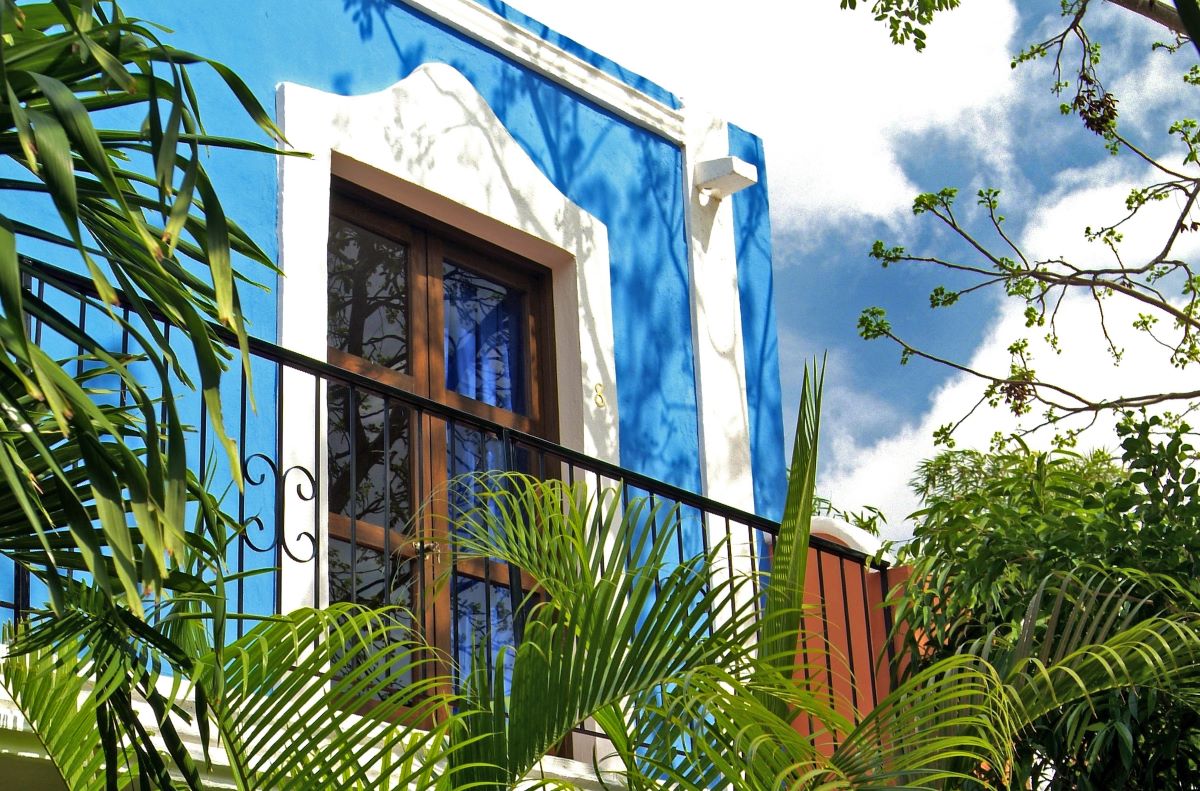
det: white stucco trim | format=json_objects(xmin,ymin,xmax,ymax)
[
  {"xmin": 682, "ymin": 112, "xmax": 755, "ymax": 513},
  {"xmin": 0, "ymin": 690, "xmax": 626, "ymax": 789},
  {"xmin": 275, "ymin": 63, "xmax": 620, "ymax": 611},
  {"xmin": 679, "ymin": 111, "xmax": 758, "ymax": 620},
  {"xmin": 398, "ymin": 0, "xmax": 686, "ymax": 143}
]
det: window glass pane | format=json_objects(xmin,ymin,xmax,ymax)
[
  {"xmin": 443, "ymin": 262, "xmax": 527, "ymax": 413},
  {"xmin": 327, "ymin": 387, "xmax": 412, "ymax": 532},
  {"xmin": 328, "ymin": 536, "xmax": 416, "ymax": 694},
  {"xmin": 0, "ymin": 555, "xmax": 13, "ymax": 608},
  {"xmin": 453, "ymin": 574, "xmax": 517, "ymax": 694},
  {"xmin": 328, "ymin": 537, "xmax": 415, "ymax": 610},
  {"xmin": 328, "ymin": 215, "xmax": 409, "ymax": 373}
]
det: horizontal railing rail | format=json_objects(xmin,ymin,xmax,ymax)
[{"xmin": 16, "ymin": 255, "xmax": 897, "ymax": 725}]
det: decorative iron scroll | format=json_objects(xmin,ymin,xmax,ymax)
[{"xmin": 242, "ymin": 452, "xmax": 319, "ymax": 564}]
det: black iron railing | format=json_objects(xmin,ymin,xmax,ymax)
[{"xmin": 11, "ymin": 257, "xmax": 895, "ymax": 716}]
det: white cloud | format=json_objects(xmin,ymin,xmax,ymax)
[
  {"xmin": 505, "ymin": 1, "xmax": 1019, "ymax": 235},
  {"xmin": 1112, "ymin": 48, "xmax": 1191, "ymax": 139},
  {"xmin": 820, "ymin": 294, "xmax": 1197, "ymax": 543},
  {"xmin": 1024, "ymin": 159, "xmax": 1200, "ymax": 266},
  {"xmin": 820, "ymin": 158, "xmax": 1200, "ymax": 542}
]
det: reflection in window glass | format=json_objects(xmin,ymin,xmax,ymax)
[
  {"xmin": 327, "ymin": 386, "xmax": 412, "ymax": 532},
  {"xmin": 454, "ymin": 574, "xmax": 518, "ymax": 694},
  {"xmin": 443, "ymin": 263, "xmax": 526, "ymax": 413},
  {"xmin": 329, "ymin": 536, "xmax": 416, "ymax": 693},
  {"xmin": 328, "ymin": 215, "xmax": 409, "ymax": 373}
]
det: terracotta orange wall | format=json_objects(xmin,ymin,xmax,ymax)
[{"xmin": 790, "ymin": 536, "xmax": 912, "ymax": 747}]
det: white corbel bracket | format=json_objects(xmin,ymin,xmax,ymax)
[{"xmin": 694, "ymin": 156, "xmax": 758, "ymax": 200}]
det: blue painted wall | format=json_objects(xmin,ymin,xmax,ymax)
[
  {"xmin": 120, "ymin": 0, "xmax": 703, "ymax": 497},
  {"xmin": 729, "ymin": 125, "xmax": 786, "ymax": 521},
  {"xmin": 8, "ymin": 2, "xmax": 790, "ymax": 567},
  {"xmin": 469, "ymin": 0, "xmax": 681, "ymax": 109}
]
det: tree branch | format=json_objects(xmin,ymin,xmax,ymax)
[
  {"xmin": 1104, "ymin": 0, "xmax": 1187, "ymax": 35},
  {"xmin": 880, "ymin": 327, "xmax": 1200, "ymax": 417}
]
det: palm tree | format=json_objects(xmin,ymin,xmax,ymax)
[
  {"xmin": 7, "ymin": 360, "xmax": 1200, "ymax": 788},
  {"xmin": 439, "ymin": 365, "xmax": 1200, "ymax": 789},
  {"xmin": 0, "ymin": 0, "xmax": 284, "ymax": 611}
]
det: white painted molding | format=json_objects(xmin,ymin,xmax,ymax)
[
  {"xmin": 695, "ymin": 156, "xmax": 759, "ymax": 200},
  {"xmin": 682, "ymin": 112, "xmax": 755, "ymax": 513},
  {"xmin": 276, "ymin": 63, "xmax": 621, "ymax": 609},
  {"xmin": 680, "ymin": 110, "xmax": 758, "ymax": 624},
  {"xmin": 398, "ymin": 0, "xmax": 686, "ymax": 143}
]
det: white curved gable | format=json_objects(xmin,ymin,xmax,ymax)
[{"xmin": 277, "ymin": 62, "xmax": 619, "ymax": 462}]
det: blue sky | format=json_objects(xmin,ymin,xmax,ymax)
[{"xmin": 506, "ymin": 0, "xmax": 1199, "ymax": 539}]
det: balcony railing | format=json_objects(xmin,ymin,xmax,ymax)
[{"xmin": 14, "ymin": 257, "xmax": 896, "ymax": 721}]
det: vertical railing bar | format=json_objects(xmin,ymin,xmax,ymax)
[
  {"xmin": 503, "ymin": 428, "xmax": 527, "ymax": 645},
  {"xmin": 724, "ymin": 516, "xmax": 736, "ymax": 623},
  {"xmin": 34, "ymin": 277, "xmax": 45, "ymax": 347},
  {"xmin": 348, "ymin": 385, "xmax": 359, "ymax": 609},
  {"xmin": 161, "ymin": 321, "xmax": 172, "ymax": 432},
  {"xmin": 700, "ymin": 506, "xmax": 715, "ymax": 638},
  {"xmin": 449, "ymin": 418, "xmax": 462, "ymax": 689},
  {"xmin": 481, "ymin": 429, "xmax": 496, "ymax": 684},
  {"xmin": 594, "ymin": 462, "xmax": 607, "ymax": 578},
  {"xmin": 199, "ymin": 390, "xmax": 209, "ymax": 488},
  {"xmin": 838, "ymin": 557, "xmax": 859, "ymax": 717},
  {"xmin": 13, "ymin": 553, "xmax": 29, "ymax": 622},
  {"xmin": 237, "ymin": 363, "xmax": 249, "ymax": 638},
  {"xmin": 859, "ymin": 562, "xmax": 880, "ymax": 711},
  {"xmin": 673, "ymin": 499, "xmax": 685, "ymax": 568},
  {"xmin": 312, "ymin": 374, "xmax": 321, "ymax": 609},
  {"xmin": 120, "ymin": 306, "xmax": 131, "ymax": 409},
  {"xmin": 75, "ymin": 296, "xmax": 86, "ymax": 380},
  {"xmin": 274, "ymin": 360, "xmax": 284, "ymax": 616},
  {"xmin": 415, "ymin": 405, "xmax": 427, "ymax": 645},
  {"xmin": 622, "ymin": 478, "xmax": 633, "ymax": 577},
  {"xmin": 647, "ymin": 492, "xmax": 662, "ymax": 599},
  {"xmin": 383, "ymin": 394, "xmax": 393, "ymax": 618},
  {"xmin": 746, "ymin": 524, "xmax": 761, "ymax": 622}
]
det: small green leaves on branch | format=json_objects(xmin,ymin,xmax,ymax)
[
  {"xmin": 862, "ymin": 163, "xmax": 1200, "ymax": 439},
  {"xmin": 913, "ymin": 186, "xmax": 957, "ymax": 215},
  {"xmin": 869, "ymin": 239, "xmax": 905, "ymax": 267},
  {"xmin": 856, "ymin": 305, "xmax": 892, "ymax": 340},
  {"xmin": 837, "ymin": 0, "xmax": 961, "ymax": 51}
]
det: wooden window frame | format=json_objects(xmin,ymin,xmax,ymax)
[
  {"xmin": 325, "ymin": 181, "xmax": 556, "ymax": 702},
  {"xmin": 328, "ymin": 178, "xmax": 559, "ymax": 440}
]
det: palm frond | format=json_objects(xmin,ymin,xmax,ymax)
[
  {"xmin": 1, "ymin": 582, "xmax": 206, "ymax": 791},
  {"xmin": 0, "ymin": 0, "xmax": 295, "ymax": 607},
  {"xmin": 448, "ymin": 474, "xmax": 769, "ymax": 787},
  {"xmin": 759, "ymin": 359, "xmax": 824, "ymax": 723},
  {"xmin": 195, "ymin": 604, "xmax": 469, "ymax": 791}
]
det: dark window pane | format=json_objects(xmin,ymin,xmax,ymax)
[
  {"xmin": 328, "ymin": 536, "xmax": 416, "ymax": 694},
  {"xmin": 328, "ymin": 215, "xmax": 409, "ymax": 373},
  {"xmin": 327, "ymin": 386, "xmax": 412, "ymax": 532},
  {"xmin": 454, "ymin": 574, "xmax": 516, "ymax": 694},
  {"xmin": 328, "ymin": 537, "xmax": 415, "ymax": 609},
  {"xmin": 443, "ymin": 262, "xmax": 527, "ymax": 413}
]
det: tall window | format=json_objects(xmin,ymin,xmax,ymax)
[{"xmin": 324, "ymin": 182, "xmax": 554, "ymax": 688}]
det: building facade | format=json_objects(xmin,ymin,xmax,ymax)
[{"xmin": 1, "ymin": 1, "xmax": 897, "ymax": 784}]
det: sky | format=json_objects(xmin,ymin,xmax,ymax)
[{"xmin": 503, "ymin": 0, "xmax": 1199, "ymax": 542}]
